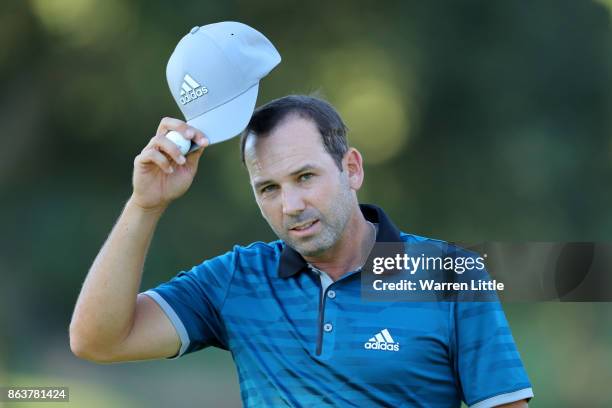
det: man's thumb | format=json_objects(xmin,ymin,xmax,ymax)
[{"xmin": 186, "ymin": 144, "xmax": 206, "ymax": 168}]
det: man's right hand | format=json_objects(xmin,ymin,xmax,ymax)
[{"xmin": 131, "ymin": 117, "xmax": 208, "ymax": 211}]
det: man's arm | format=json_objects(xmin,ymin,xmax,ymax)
[
  {"xmin": 69, "ymin": 199, "xmax": 179, "ymax": 362},
  {"xmin": 69, "ymin": 118, "xmax": 207, "ymax": 362}
]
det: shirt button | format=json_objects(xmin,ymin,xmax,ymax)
[
  {"xmin": 190, "ymin": 26, "xmax": 200, "ymax": 34},
  {"xmin": 327, "ymin": 290, "xmax": 336, "ymax": 299},
  {"xmin": 323, "ymin": 323, "xmax": 333, "ymax": 332}
]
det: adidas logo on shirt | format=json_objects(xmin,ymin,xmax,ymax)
[
  {"xmin": 179, "ymin": 73, "xmax": 209, "ymax": 105},
  {"xmin": 364, "ymin": 329, "xmax": 400, "ymax": 352}
]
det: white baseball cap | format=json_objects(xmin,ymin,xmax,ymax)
[{"xmin": 166, "ymin": 21, "xmax": 281, "ymax": 148}]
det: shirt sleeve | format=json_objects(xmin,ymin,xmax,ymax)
[
  {"xmin": 452, "ymin": 299, "xmax": 534, "ymax": 407},
  {"xmin": 142, "ymin": 249, "xmax": 237, "ymax": 358}
]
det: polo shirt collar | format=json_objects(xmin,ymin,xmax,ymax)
[{"xmin": 278, "ymin": 204, "xmax": 402, "ymax": 278}]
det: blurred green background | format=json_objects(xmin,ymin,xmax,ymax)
[{"xmin": 1, "ymin": 0, "xmax": 612, "ymax": 407}]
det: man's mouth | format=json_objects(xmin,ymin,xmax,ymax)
[{"xmin": 290, "ymin": 219, "xmax": 319, "ymax": 232}]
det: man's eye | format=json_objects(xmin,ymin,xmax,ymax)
[
  {"xmin": 299, "ymin": 173, "xmax": 314, "ymax": 182},
  {"xmin": 261, "ymin": 185, "xmax": 278, "ymax": 194}
]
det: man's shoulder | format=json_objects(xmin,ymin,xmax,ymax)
[
  {"xmin": 192, "ymin": 240, "xmax": 284, "ymax": 282},
  {"xmin": 399, "ymin": 231, "xmax": 444, "ymax": 244},
  {"xmin": 398, "ymin": 232, "xmax": 479, "ymax": 258},
  {"xmin": 208, "ymin": 240, "xmax": 285, "ymax": 272},
  {"xmin": 229, "ymin": 240, "xmax": 284, "ymax": 258},
  {"xmin": 399, "ymin": 231, "xmax": 449, "ymax": 248}
]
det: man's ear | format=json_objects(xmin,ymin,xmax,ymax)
[{"xmin": 343, "ymin": 147, "xmax": 364, "ymax": 190}]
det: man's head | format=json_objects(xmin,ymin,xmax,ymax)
[{"xmin": 241, "ymin": 95, "xmax": 365, "ymax": 257}]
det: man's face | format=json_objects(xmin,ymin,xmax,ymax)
[{"xmin": 244, "ymin": 116, "xmax": 355, "ymax": 257}]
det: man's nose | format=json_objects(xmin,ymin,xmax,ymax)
[{"xmin": 281, "ymin": 187, "xmax": 306, "ymax": 216}]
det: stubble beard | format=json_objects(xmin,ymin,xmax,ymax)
[{"xmin": 271, "ymin": 177, "xmax": 355, "ymax": 257}]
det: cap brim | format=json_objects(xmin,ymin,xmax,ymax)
[{"xmin": 187, "ymin": 83, "xmax": 259, "ymax": 147}]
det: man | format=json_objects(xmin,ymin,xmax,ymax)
[{"xmin": 70, "ymin": 95, "xmax": 533, "ymax": 407}]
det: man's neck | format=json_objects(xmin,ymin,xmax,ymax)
[{"xmin": 304, "ymin": 207, "xmax": 376, "ymax": 281}]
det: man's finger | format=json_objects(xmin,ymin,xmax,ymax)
[
  {"xmin": 136, "ymin": 149, "xmax": 174, "ymax": 174},
  {"xmin": 150, "ymin": 135, "xmax": 186, "ymax": 166},
  {"xmin": 193, "ymin": 129, "xmax": 209, "ymax": 147},
  {"xmin": 156, "ymin": 117, "xmax": 189, "ymax": 136}
]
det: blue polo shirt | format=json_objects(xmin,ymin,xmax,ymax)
[{"xmin": 143, "ymin": 204, "xmax": 533, "ymax": 407}]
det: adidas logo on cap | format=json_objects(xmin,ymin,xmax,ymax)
[
  {"xmin": 364, "ymin": 329, "xmax": 400, "ymax": 352},
  {"xmin": 166, "ymin": 21, "xmax": 281, "ymax": 144},
  {"xmin": 179, "ymin": 73, "xmax": 209, "ymax": 105}
]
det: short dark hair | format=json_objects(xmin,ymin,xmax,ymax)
[{"xmin": 240, "ymin": 95, "xmax": 349, "ymax": 170}]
